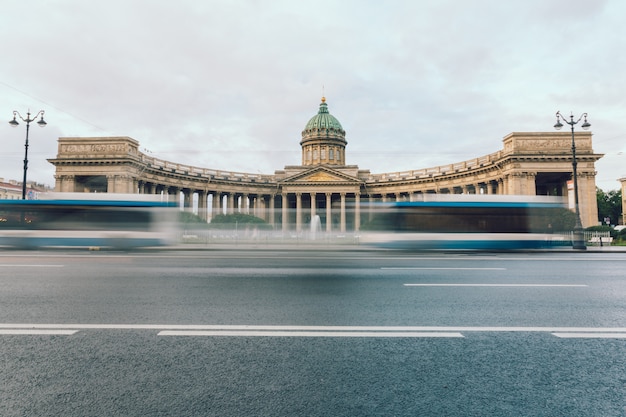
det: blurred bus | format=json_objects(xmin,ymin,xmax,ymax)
[
  {"xmin": 0, "ymin": 193, "xmax": 179, "ymax": 249},
  {"xmin": 360, "ymin": 195, "xmax": 568, "ymax": 250}
]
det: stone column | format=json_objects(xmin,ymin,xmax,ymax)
[
  {"xmin": 197, "ymin": 191, "xmax": 207, "ymax": 221},
  {"xmin": 242, "ymin": 194, "xmax": 249, "ymax": 214},
  {"xmin": 110, "ymin": 175, "xmax": 133, "ymax": 194},
  {"xmin": 340, "ymin": 193, "xmax": 346, "ymax": 233},
  {"xmin": 354, "ymin": 192, "xmax": 361, "ymax": 232},
  {"xmin": 281, "ymin": 193, "xmax": 288, "ymax": 232},
  {"xmin": 212, "ymin": 192, "xmax": 222, "ymax": 217},
  {"xmin": 107, "ymin": 175, "xmax": 116, "ymax": 193},
  {"xmin": 269, "ymin": 195, "xmax": 275, "ymax": 226},
  {"xmin": 227, "ymin": 193, "xmax": 235, "ymax": 214},
  {"xmin": 254, "ymin": 196, "xmax": 261, "ymax": 220},
  {"xmin": 502, "ymin": 176, "xmax": 510, "ymax": 195},
  {"xmin": 326, "ymin": 193, "xmax": 332, "ymax": 232},
  {"xmin": 310, "ymin": 192, "xmax": 316, "ymax": 219},
  {"xmin": 55, "ymin": 175, "xmax": 76, "ymax": 192},
  {"xmin": 526, "ymin": 172, "xmax": 537, "ymax": 195},
  {"xmin": 578, "ymin": 172, "xmax": 599, "ymax": 228},
  {"xmin": 183, "ymin": 190, "xmax": 193, "ymax": 212},
  {"xmin": 167, "ymin": 187, "xmax": 180, "ymax": 204},
  {"xmin": 296, "ymin": 192, "xmax": 302, "ymax": 232}
]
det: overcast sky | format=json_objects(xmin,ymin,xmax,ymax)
[{"xmin": 2, "ymin": 0, "xmax": 625, "ymax": 191}]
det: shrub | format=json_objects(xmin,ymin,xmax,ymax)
[
  {"xmin": 179, "ymin": 211, "xmax": 209, "ymax": 229},
  {"xmin": 208, "ymin": 213, "xmax": 272, "ymax": 230}
]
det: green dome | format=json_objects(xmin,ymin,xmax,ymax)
[{"xmin": 303, "ymin": 97, "xmax": 345, "ymax": 134}]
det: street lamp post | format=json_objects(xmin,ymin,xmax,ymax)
[
  {"xmin": 9, "ymin": 110, "xmax": 47, "ymax": 199},
  {"xmin": 554, "ymin": 111, "xmax": 590, "ymax": 250}
]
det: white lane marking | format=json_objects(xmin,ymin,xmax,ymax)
[
  {"xmin": 552, "ymin": 333, "xmax": 626, "ymax": 339},
  {"xmin": 3, "ymin": 324, "xmax": 626, "ymax": 333},
  {"xmin": 0, "ymin": 329, "xmax": 77, "ymax": 335},
  {"xmin": 384, "ymin": 267, "xmax": 506, "ymax": 270},
  {"xmin": 158, "ymin": 330, "xmax": 463, "ymax": 338},
  {"xmin": 1, "ymin": 264, "xmax": 64, "ymax": 268},
  {"xmin": 404, "ymin": 284, "xmax": 588, "ymax": 287},
  {"xmin": 4, "ymin": 325, "xmax": 626, "ymax": 340}
]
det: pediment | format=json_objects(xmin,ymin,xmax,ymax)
[{"xmin": 280, "ymin": 166, "xmax": 362, "ymax": 184}]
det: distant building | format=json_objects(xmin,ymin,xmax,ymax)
[
  {"xmin": 48, "ymin": 97, "xmax": 604, "ymax": 229},
  {"xmin": 0, "ymin": 179, "xmax": 51, "ymax": 200}
]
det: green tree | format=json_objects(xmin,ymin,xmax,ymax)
[
  {"xmin": 547, "ymin": 208, "xmax": 578, "ymax": 232},
  {"xmin": 596, "ymin": 188, "xmax": 622, "ymax": 226}
]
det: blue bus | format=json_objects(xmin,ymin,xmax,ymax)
[
  {"xmin": 359, "ymin": 195, "xmax": 568, "ymax": 250},
  {"xmin": 0, "ymin": 193, "xmax": 179, "ymax": 249}
]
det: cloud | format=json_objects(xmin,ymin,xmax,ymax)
[{"xmin": 1, "ymin": 0, "xmax": 625, "ymax": 191}]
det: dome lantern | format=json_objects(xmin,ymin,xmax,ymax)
[{"xmin": 300, "ymin": 98, "xmax": 347, "ymax": 166}]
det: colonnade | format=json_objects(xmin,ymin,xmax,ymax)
[
  {"xmin": 54, "ymin": 170, "xmax": 593, "ymax": 232},
  {"xmin": 49, "ymin": 132, "xmax": 603, "ymax": 229},
  {"xmin": 133, "ymin": 176, "xmax": 545, "ymax": 232},
  {"xmin": 137, "ymin": 182, "xmax": 362, "ymax": 233}
]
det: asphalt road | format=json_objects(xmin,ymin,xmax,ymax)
[{"xmin": 1, "ymin": 248, "xmax": 625, "ymax": 416}]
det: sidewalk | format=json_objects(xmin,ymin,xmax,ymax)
[{"xmin": 170, "ymin": 241, "xmax": 626, "ymax": 252}]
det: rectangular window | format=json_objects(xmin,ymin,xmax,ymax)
[{"xmin": 329, "ymin": 149, "xmax": 334, "ymax": 160}]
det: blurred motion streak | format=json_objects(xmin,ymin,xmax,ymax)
[
  {"xmin": 0, "ymin": 193, "xmax": 179, "ymax": 249},
  {"xmin": 359, "ymin": 194, "xmax": 569, "ymax": 250}
]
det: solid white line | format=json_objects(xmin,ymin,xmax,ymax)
[
  {"xmin": 0, "ymin": 329, "xmax": 78, "ymax": 335},
  {"xmin": 552, "ymin": 333, "xmax": 626, "ymax": 339},
  {"xmin": 3, "ymin": 324, "xmax": 625, "ymax": 332},
  {"xmin": 383, "ymin": 267, "xmax": 506, "ymax": 270},
  {"xmin": 404, "ymin": 284, "xmax": 588, "ymax": 287},
  {"xmin": 158, "ymin": 330, "xmax": 464, "ymax": 338}
]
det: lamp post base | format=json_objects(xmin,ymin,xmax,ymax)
[{"xmin": 572, "ymin": 227, "xmax": 587, "ymax": 250}]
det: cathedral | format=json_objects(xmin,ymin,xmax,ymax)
[{"xmin": 48, "ymin": 97, "xmax": 604, "ymax": 230}]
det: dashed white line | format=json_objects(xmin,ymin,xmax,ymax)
[
  {"xmin": 0, "ymin": 329, "xmax": 78, "ymax": 335},
  {"xmin": 158, "ymin": 330, "xmax": 463, "ymax": 338},
  {"xmin": 404, "ymin": 284, "xmax": 588, "ymax": 287},
  {"xmin": 383, "ymin": 267, "xmax": 506, "ymax": 270},
  {"xmin": 552, "ymin": 333, "xmax": 626, "ymax": 339},
  {"xmin": 1, "ymin": 264, "xmax": 64, "ymax": 268}
]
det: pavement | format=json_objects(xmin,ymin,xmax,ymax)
[{"xmin": 170, "ymin": 241, "xmax": 626, "ymax": 252}]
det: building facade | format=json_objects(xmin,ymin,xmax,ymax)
[{"xmin": 48, "ymin": 98, "xmax": 604, "ymax": 230}]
